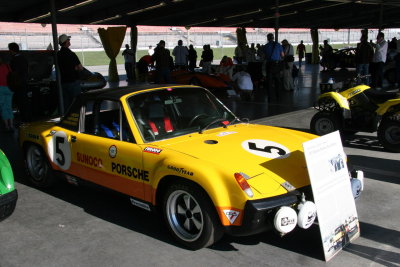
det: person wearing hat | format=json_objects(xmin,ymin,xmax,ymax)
[
  {"xmin": 152, "ymin": 40, "xmax": 172, "ymax": 83},
  {"xmin": 57, "ymin": 34, "xmax": 83, "ymax": 111}
]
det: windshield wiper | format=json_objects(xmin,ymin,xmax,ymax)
[{"xmin": 199, "ymin": 118, "xmax": 227, "ymax": 134}]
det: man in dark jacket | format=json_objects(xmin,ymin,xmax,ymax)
[
  {"xmin": 355, "ymin": 36, "xmax": 373, "ymax": 85},
  {"xmin": 57, "ymin": 34, "xmax": 83, "ymax": 111},
  {"xmin": 8, "ymin": 42, "xmax": 30, "ymax": 122},
  {"xmin": 152, "ymin": 40, "xmax": 172, "ymax": 83}
]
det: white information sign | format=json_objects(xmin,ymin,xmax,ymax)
[{"xmin": 303, "ymin": 131, "xmax": 360, "ymax": 261}]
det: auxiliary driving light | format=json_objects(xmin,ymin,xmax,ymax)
[
  {"xmin": 297, "ymin": 200, "xmax": 317, "ymax": 229},
  {"xmin": 273, "ymin": 206, "xmax": 297, "ymax": 234}
]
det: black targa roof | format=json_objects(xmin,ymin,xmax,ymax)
[{"xmin": 2, "ymin": 0, "xmax": 400, "ymax": 29}]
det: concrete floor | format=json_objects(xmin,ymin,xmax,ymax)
[{"xmin": 0, "ymin": 64, "xmax": 399, "ymax": 266}]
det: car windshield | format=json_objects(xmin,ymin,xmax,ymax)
[{"xmin": 127, "ymin": 87, "xmax": 238, "ymax": 142}]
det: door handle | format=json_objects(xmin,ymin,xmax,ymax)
[{"xmin": 71, "ymin": 135, "xmax": 77, "ymax": 142}]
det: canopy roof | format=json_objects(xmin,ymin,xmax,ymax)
[{"xmin": 2, "ymin": 0, "xmax": 400, "ymax": 29}]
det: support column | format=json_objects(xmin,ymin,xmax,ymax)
[{"xmin": 50, "ymin": 0, "xmax": 64, "ymax": 115}]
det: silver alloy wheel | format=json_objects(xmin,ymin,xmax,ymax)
[
  {"xmin": 384, "ymin": 124, "xmax": 400, "ymax": 144},
  {"xmin": 26, "ymin": 145, "xmax": 49, "ymax": 182},
  {"xmin": 315, "ymin": 117, "xmax": 335, "ymax": 135},
  {"xmin": 166, "ymin": 189, "xmax": 204, "ymax": 242}
]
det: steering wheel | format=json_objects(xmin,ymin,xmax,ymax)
[{"xmin": 188, "ymin": 113, "xmax": 208, "ymax": 126}]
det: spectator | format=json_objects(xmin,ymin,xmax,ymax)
[
  {"xmin": 137, "ymin": 55, "xmax": 153, "ymax": 82},
  {"xmin": 217, "ymin": 56, "xmax": 234, "ymax": 78},
  {"xmin": 152, "ymin": 40, "xmax": 172, "ymax": 83},
  {"xmin": 319, "ymin": 40, "xmax": 333, "ymax": 72},
  {"xmin": 232, "ymin": 66, "xmax": 253, "ymax": 101},
  {"xmin": 371, "ymin": 32, "xmax": 388, "ymax": 89},
  {"xmin": 296, "ymin": 40, "xmax": 306, "ymax": 67},
  {"xmin": 263, "ymin": 33, "xmax": 284, "ymax": 102},
  {"xmin": 201, "ymin": 45, "xmax": 213, "ymax": 74},
  {"xmin": 172, "ymin": 40, "xmax": 189, "ymax": 69},
  {"xmin": 246, "ymin": 43, "xmax": 257, "ymax": 63},
  {"xmin": 256, "ymin": 43, "xmax": 264, "ymax": 61},
  {"xmin": 57, "ymin": 34, "xmax": 83, "ymax": 111},
  {"xmin": 0, "ymin": 57, "xmax": 14, "ymax": 131},
  {"xmin": 234, "ymin": 45, "xmax": 244, "ymax": 64},
  {"xmin": 8, "ymin": 42, "xmax": 30, "ymax": 122},
  {"xmin": 148, "ymin": 45, "xmax": 154, "ymax": 56},
  {"xmin": 122, "ymin": 44, "xmax": 135, "ymax": 81},
  {"xmin": 282, "ymin": 39, "xmax": 295, "ymax": 91},
  {"xmin": 188, "ymin": 44, "xmax": 197, "ymax": 72},
  {"xmin": 355, "ymin": 36, "xmax": 373, "ymax": 85}
]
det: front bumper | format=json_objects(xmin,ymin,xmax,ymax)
[
  {"xmin": 0, "ymin": 189, "xmax": 18, "ymax": 221},
  {"xmin": 224, "ymin": 189, "xmax": 306, "ymax": 236}
]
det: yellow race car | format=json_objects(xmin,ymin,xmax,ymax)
[{"xmin": 19, "ymin": 85, "xmax": 341, "ymax": 249}]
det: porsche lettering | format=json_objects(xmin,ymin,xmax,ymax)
[
  {"xmin": 111, "ymin": 162, "xmax": 149, "ymax": 181},
  {"xmin": 77, "ymin": 152, "xmax": 103, "ymax": 168}
]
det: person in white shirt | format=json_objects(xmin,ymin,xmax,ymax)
[
  {"xmin": 232, "ymin": 66, "xmax": 253, "ymax": 101},
  {"xmin": 371, "ymin": 32, "xmax": 388, "ymax": 89},
  {"xmin": 172, "ymin": 40, "xmax": 189, "ymax": 69},
  {"xmin": 148, "ymin": 45, "xmax": 154, "ymax": 56},
  {"xmin": 282, "ymin": 39, "xmax": 295, "ymax": 91}
]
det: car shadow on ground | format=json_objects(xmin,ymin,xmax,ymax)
[{"xmin": 211, "ymin": 224, "xmax": 325, "ymax": 260}]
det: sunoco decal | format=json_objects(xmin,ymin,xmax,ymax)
[
  {"xmin": 242, "ymin": 139, "xmax": 290, "ymax": 159},
  {"xmin": 144, "ymin": 147, "xmax": 162, "ymax": 154},
  {"xmin": 223, "ymin": 210, "xmax": 240, "ymax": 224},
  {"xmin": 167, "ymin": 165, "xmax": 194, "ymax": 176}
]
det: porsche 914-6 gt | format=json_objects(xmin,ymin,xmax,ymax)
[{"xmin": 19, "ymin": 85, "xmax": 361, "ymax": 249}]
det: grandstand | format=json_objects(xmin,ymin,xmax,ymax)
[{"xmin": 0, "ymin": 22, "xmax": 399, "ymax": 51}]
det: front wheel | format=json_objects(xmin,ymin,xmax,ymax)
[
  {"xmin": 377, "ymin": 119, "xmax": 400, "ymax": 152},
  {"xmin": 162, "ymin": 182, "xmax": 223, "ymax": 250},
  {"xmin": 310, "ymin": 112, "xmax": 341, "ymax": 136},
  {"xmin": 25, "ymin": 144, "xmax": 55, "ymax": 187}
]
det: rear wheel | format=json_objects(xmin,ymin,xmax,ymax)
[
  {"xmin": 378, "ymin": 119, "xmax": 400, "ymax": 152},
  {"xmin": 162, "ymin": 181, "xmax": 223, "ymax": 250},
  {"xmin": 310, "ymin": 112, "xmax": 341, "ymax": 136},
  {"xmin": 25, "ymin": 144, "xmax": 55, "ymax": 187}
]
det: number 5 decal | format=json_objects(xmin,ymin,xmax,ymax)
[
  {"xmin": 48, "ymin": 131, "xmax": 71, "ymax": 170},
  {"xmin": 242, "ymin": 139, "xmax": 290, "ymax": 159}
]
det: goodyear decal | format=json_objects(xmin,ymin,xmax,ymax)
[
  {"xmin": 144, "ymin": 147, "xmax": 162, "ymax": 154},
  {"xmin": 167, "ymin": 165, "xmax": 194, "ymax": 176},
  {"xmin": 111, "ymin": 162, "xmax": 149, "ymax": 181},
  {"xmin": 77, "ymin": 152, "xmax": 103, "ymax": 168}
]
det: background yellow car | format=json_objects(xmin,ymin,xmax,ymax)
[{"xmin": 20, "ymin": 85, "xmax": 324, "ymax": 249}]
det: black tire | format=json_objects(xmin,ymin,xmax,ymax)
[
  {"xmin": 162, "ymin": 181, "xmax": 223, "ymax": 250},
  {"xmin": 25, "ymin": 144, "xmax": 55, "ymax": 188},
  {"xmin": 310, "ymin": 112, "xmax": 341, "ymax": 136},
  {"xmin": 377, "ymin": 119, "xmax": 400, "ymax": 152}
]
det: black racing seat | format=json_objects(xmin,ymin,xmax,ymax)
[{"xmin": 365, "ymin": 90, "xmax": 400, "ymax": 104}]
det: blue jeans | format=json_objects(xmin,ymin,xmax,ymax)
[
  {"xmin": 62, "ymin": 81, "xmax": 81, "ymax": 112},
  {"xmin": 0, "ymin": 86, "xmax": 14, "ymax": 120},
  {"xmin": 356, "ymin": 64, "xmax": 369, "ymax": 85}
]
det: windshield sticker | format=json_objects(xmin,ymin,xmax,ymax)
[
  {"xmin": 144, "ymin": 147, "xmax": 162, "ymax": 154},
  {"xmin": 217, "ymin": 131, "xmax": 237, "ymax": 137},
  {"xmin": 242, "ymin": 139, "xmax": 290, "ymax": 159},
  {"xmin": 109, "ymin": 145, "xmax": 117, "ymax": 158}
]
